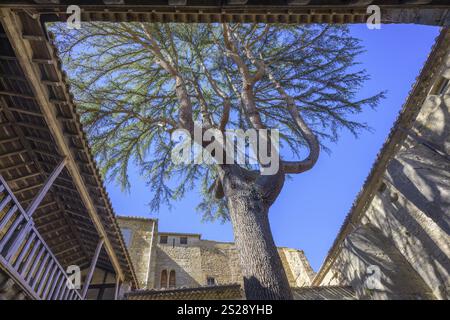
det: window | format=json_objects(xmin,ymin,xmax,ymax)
[
  {"xmin": 160, "ymin": 235, "xmax": 168, "ymax": 244},
  {"xmin": 121, "ymin": 228, "xmax": 133, "ymax": 247},
  {"xmin": 207, "ymin": 277, "xmax": 216, "ymax": 286},
  {"xmin": 160, "ymin": 270, "xmax": 168, "ymax": 288},
  {"xmin": 169, "ymin": 270, "xmax": 176, "ymax": 288},
  {"xmin": 180, "ymin": 236, "xmax": 188, "ymax": 245}
]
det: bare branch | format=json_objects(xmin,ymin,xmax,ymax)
[{"xmin": 266, "ymin": 67, "xmax": 320, "ymax": 174}]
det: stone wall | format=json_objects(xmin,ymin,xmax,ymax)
[
  {"xmin": 116, "ymin": 217, "xmax": 157, "ymax": 288},
  {"xmin": 153, "ymin": 238, "xmax": 243, "ymax": 289},
  {"xmin": 153, "ymin": 236, "xmax": 315, "ymax": 289},
  {"xmin": 154, "ymin": 240, "xmax": 203, "ymax": 288},
  {"xmin": 314, "ymin": 32, "xmax": 450, "ymax": 300},
  {"xmin": 116, "ymin": 217, "xmax": 315, "ymax": 290},
  {"xmin": 152, "ymin": 236, "xmax": 315, "ymax": 289},
  {"xmin": 199, "ymin": 241, "xmax": 243, "ymax": 287},
  {"xmin": 279, "ymin": 248, "xmax": 315, "ymax": 287}
]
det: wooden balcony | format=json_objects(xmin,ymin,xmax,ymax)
[
  {"xmin": 0, "ymin": 9, "xmax": 138, "ymax": 300},
  {"xmin": 0, "ymin": 175, "xmax": 82, "ymax": 300}
]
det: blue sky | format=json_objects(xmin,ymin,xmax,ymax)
[{"xmin": 107, "ymin": 24, "xmax": 440, "ymax": 272}]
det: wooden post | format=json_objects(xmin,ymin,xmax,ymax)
[
  {"xmin": 26, "ymin": 157, "xmax": 67, "ymax": 216},
  {"xmin": 114, "ymin": 276, "xmax": 121, "ymax": 300},
  {"xmin": 81, "ymin": 238, "xmax": 104, "ymax": 299}
]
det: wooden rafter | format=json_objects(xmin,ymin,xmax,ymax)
[{"xmin": 0, "ymin": 93, "xmax": 92, "ymax": 270}]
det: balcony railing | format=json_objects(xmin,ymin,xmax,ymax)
[{"xmin": 0, "ymin": 175, "xmax": 82, "ymax": 300}]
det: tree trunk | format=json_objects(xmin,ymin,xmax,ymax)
[{"xmin": 224, "ymin": 175, "xmax": 293, "ymax": 300}]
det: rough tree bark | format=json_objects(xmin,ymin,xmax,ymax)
[{"xmin": 221, "ymin": 167, "xmax": 293, "ymax": 300}]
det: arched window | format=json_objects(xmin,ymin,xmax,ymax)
[
  {"xmin": 169, "ymin": 270, "xmax": 176, "ymax": 288},
  {"xmin": 160, "ymin": 270, "xmax": 168, "ymax": 288}
]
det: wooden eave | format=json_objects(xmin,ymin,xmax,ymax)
[
  {"xmin": 0, "ymin": 9, "xmax": 137, "ymax": 287},
  {"xmin": 0, "ymin": 1, "xmax": 449, "ymax": 25}
]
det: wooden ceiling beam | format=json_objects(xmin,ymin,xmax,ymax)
[
  {"xmin": 0, "ymin": 73, "xmax": 26, "ymax": 81},
  {"xmin": 26, "ymin": 135, "xmax": 54, "ymax": 145},
  {"xmin": 50, "ymin": 238, "xmax": 76, "ymax": 250},
  {"xmin": 8, "ymin": 107, "xmax": 44, "ymax": 118},
  {"xmin": 0, "ymin": 90, "xmax": 34, "ymax": 100},
  {"xmin": 0, "ymin": 161, "xmax": 32, "ymax": 173},
  {"xmin": 34, "ymin": 208, "xmax": 61, "ymax": 220},
  {"xmin": 35, "ymin": 215, "xmax": 62, "ymax": 226},
  {"xmin": 64, "ymin": 209, "xmax": 91, "ymax": 221},
  {"xmin": 227, "ymin": 0, "xmax": 248, "ymax": 4},
  {"xmin": 32, "ymin": 1, "xmax": 60, "ymax": 4},
  {"xmin": 0, "ymin": 55, "xmax": 17, "ymax": 61},
  {"xmin": 0, "ymin": 136, "xmax": 20, "ymax": 145},
  {"xmin": 40, "ymin": 224, "xmax": 69, "ymax": 236},
  {"xmin": 287, "ymin": 0, "xmax": 311, "ymax": 4},
  {"xmin": 34, "ymin": 200, "xmax": 56, "ymax": 210},
  {"xmin": 22, "ymin": 34, "xmax": 46, "ymax": 41},
  {"xmin": 103, "ymin": 0, "xmax": 124, "ymax": 4},
  {"xmin": 0, "ymin": 72, "xmax": 91, "ymax": 271},
  {"xmin": 0, "ymin": 149, "xmax": 27, "ymax": 159},
  {"xmin": 7, "ymin": 171, "xmax": 41, "ymax": 183},
  {"xmin": 14, "ymin": 182, "xmax": 43, "ymax": 194}
]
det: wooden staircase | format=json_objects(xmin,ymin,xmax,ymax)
[{"xmin": 0, "ymin": 175, "xmax": 82, "ymax": 300}]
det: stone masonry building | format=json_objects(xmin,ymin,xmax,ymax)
[{"xmin": 117, "ymin": 216, "xmax": 315, "ymax": 292}]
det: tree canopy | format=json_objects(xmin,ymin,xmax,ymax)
[{"xmin": 51, "ymin": 22, "xmax": 384, "ymax": 222}]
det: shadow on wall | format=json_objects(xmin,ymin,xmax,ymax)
[
  {"xmin": 390, "ymin": 93, "xmax": 450, "ymax": 234},
  {"xmin": 337, "ymin": 224, "xmax": 435, "ymax": 300},
  {"xmin": 380, "ymin": 93, "xmax": 450, "ymax": 299},
  {"xmin": 387, "ymin": 147, "xmax": 450, "ymax": 234},
  {"xmin": 333, "ymin": 93, "xmax": 450, "ymax": 300},
  {"xmin": 154, "ymin": 248, "xmax": 200, "ymax": 289},
  {"xmin": 375, "ymin": 173, "xmax": 450, "ymax": 298}
]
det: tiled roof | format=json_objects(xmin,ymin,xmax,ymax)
[
  {"xmin": 126, "ymin": 284, "xmax": 356, "ymax": 300},
  {"xmin": 292, "ymin": 286, "xmax": 356, "ymax": 300},
  {"xmin": 117, "ymin": 215, "xmax": 157, "ymax": 223},
  {"xmin": 158, "ymin": 231, "xmax": 202, "ymax": 238},
  {"xmin": 125, "ymin": 284, "xmax": 242, "ymax": 300}
]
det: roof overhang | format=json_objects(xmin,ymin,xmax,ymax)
[
  {"xmin": 158, "ymin": 232, "xmax": 201, "ymax": 238},
  {"xmin": 0, "ymin": 1, "xmax": 449, "ymax": 26},
  {"xmin": 0, "ymin": 8, "xmax": 138, "ymax": 287}
]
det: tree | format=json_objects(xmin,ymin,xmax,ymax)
[{"xmin": 51, "ymin": 22, "xmax": 384, "ymax": 300}]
